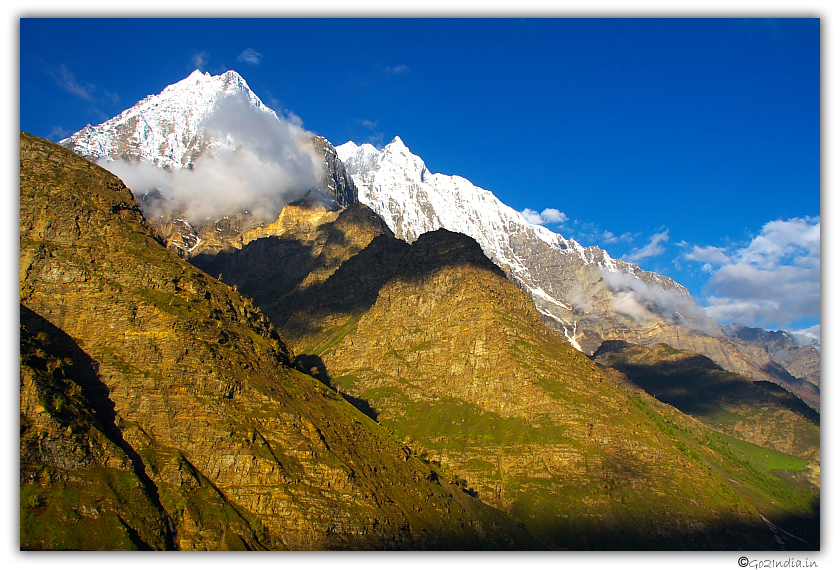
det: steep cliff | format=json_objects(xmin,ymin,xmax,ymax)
[{"xmin": 19, "ymin": 132, "xmax": 537, "ymax": 550}]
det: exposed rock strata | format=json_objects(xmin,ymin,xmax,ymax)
[{"xmin": 19, "ymin": 132, "xmax": 536, "ymax": 551}]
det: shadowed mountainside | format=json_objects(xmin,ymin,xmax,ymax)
[{"xmin": 19, "ymin": 132, "xmax": 540, "ymax": 551}]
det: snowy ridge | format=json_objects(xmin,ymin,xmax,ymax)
[
  {"xmin": 336, "ymin": 137, "xmax": 670, "ymax": 329},
  {"xmin": 337, "ymin": 138, "xmax": 614, "ymax": 266},
  {"xmin": 61, "ymin": 70, "xmax": 275, "ymax": 171}
]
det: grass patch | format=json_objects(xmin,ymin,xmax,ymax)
[{"xmin": 714, "ymin": 432, "xmax": 809, "ymax": 474}]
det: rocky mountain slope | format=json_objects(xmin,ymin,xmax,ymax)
[
  {"xmin": 20, "ymin": 132, "xmax": 540, "ymax": 550},
  {"xmin": 57, "ymin": 70, "xmax": 819, "ymax": 406},
  {"xmin": 724, "ymin": 324, "xmax": 821, "ymax": 389},
  {"xmin": 200, "ymin": 201, "xmax": 818, "ymax": 550},
  {"xmin": 337, "ymin": 138, "xmax": 820, "ymax": 408},
  {"xmin": 593, "ymin": 341, "xmax": 819, "ymax": 460}
]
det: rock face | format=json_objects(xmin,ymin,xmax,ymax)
[
  {"xmin": 724, "ymin": 324, "xmax": 821, "ymax": 389},
  {"xmin": 312, "ymin": 136, "xmax": 358, "ymax": 209},
  {"xmin": 19, "ymin": 132, "xmax": 538, "ymax": 551},
  {"xmin": 586, "ymin": 321, "xmax": 821, "ymax": 412},
  {"xmin": 203, "ymin": 209, "xmax": 818, "ymax": 550},
  {"xmin": 133, "ymin": 135, "xmax": 358, "ymax": 261}
]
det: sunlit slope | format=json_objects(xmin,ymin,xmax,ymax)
[
  {"xmin": 19, "ymin": 132, "xmax": 538, "ymax": 550},
  {"xmin": 263, "ymin": 226, "xmax": 814, "ymax": 550}
]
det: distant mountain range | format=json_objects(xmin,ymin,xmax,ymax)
[{"xmin": 61, "ymin": 69, "xmax": 818, "ymax": 409}]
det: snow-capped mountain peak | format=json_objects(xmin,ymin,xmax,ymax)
[
  {"xmin": 61, "ymin": 69, "xmax": 275, "ymax": 172},
  {"xmin": 59, "ymin": 68, "xmax": 713, "ymax": 355},
  {"xmin": 336, "ymin": 137, "xmax": 707, "ymax": 351}
]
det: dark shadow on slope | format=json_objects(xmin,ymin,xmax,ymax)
[
  {"xmin": 534, "ymin": 496, "xmax": 819, "ymax": 551},
  {"xmin": 338, "ymin": 393, "xmax": 379, "ymax": 423},
  {"xmin": 323, "ymin": 494, "xmax": 817, "ymax": 550},
  {"xmin": 295, "ymin": 353, "xmax": 378, "ymax": 422},
  {"xmin": 295, "ymin": 353, "xmax": 331, "ymax": 384},
  {"xmin": 20, "ymin": 304, "xmax": 176, "ymax": 550},
  {"xmin": 191, "ymin": 235, "xmax": 319, "ymax": 302},
  {"xmin": 593, "ymin": 341, "xmax": 819, "ymax": 427},
  {"xmin": 760, "ymin": 362, "xmax": 821, "ymax": 403},
  {"xmin": 277, "ymin": 228, "xmax": 507, "ymax": 338},
  {"xmin": 190, "ymin": 202, "xmax": 507, "ymax": 342}
]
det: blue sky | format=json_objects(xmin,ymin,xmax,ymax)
[{"xmin": 19, "ymin": 17, "xmax": 821, "ymax": 335}]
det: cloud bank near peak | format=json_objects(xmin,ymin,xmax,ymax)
[
  {"xmin": 99, "ymin": 91, "xmax": 325, "ymax": 223},
  {"xmin": 599, "ymin": 267, "xmax": 719, "ymax": 335}
]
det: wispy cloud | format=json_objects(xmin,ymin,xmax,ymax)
[
  {"xmin": 599, "ymin": 268, "xmax": 718, "ymax": 335},
  {"xmin": 191, "ymin": 50, "xmax": 210, "ymax": 71},
  {"xmin": 624, "ymin": 229, "xmax": 669, "ymax": 263},
  {"xmin": 385, "ymin": 64, "xmax": 409, "ymax": 75},
  {"xmin": 684, "ymin": 217, "xmax": 820, "ymax": 328},
  {"xmin": 685, "ymin": 244, "xmax": 731, "ymax": 268},
  {"xmin": 352, "ymin": 118, "xmax": 384, "ymax": 148},
  {"xmin": 47, "ymin": 126, "xmax": 72, "ymax": 141},
  {"xmin": 602, "ymin": 230, "xmax": 634, "ymax": 244},
  {"xmin": 51, "ymin": 64, "xmax": 96, "ymax": 101},
  {"xmin": 521, "ymin": 207, "xmax": 568, "ymax": 226},
  {"xmin": 237, "ymin": 48, "xmax": 263, "ymax": 65}
]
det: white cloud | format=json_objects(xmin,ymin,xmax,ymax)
[
  {"xmin": 685, "ymin": 245, "xmax": 731, "ymax": 266},
  {"xmin": 600, "ymin": 268, "xmax": 718, "ymax": 334},
  {"xmin": 624, "ymin": 229, "xmax": 669, "ymax": 263},
  {"xmin": 521, "ymin": 207, "xmax": 568, "ymax": 226},
  {"xmin": 792, "ymin": 324, "xmax": 820, "ymax": 347},
  {"xmin": 521, "ymin": 208, "xmax": 545, "ymax": 225},
  {"xmin": 236, "ymin": 48, "xmax": 263, "ymax": 65},
  {"xmin": 541, "ymin": 208, "xmax": 567, "ymax": 223},
  {"xmin": 685, "ymin": 217, "xmax": 820, "ymax": 328},
  {"xmin": 385, "ymin": 64, "xmax": 409, "ymax": 75},
  {"xmin": 285, "ymin": 111, "xmax": 304, "ymax": 127},
  {"xmin": 602, "ymin": 230, "xmax": 634, "ymax": 244},
  {"xmin": 99, "ymin": 91, "xmax": 325, "ymax": 223}
]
